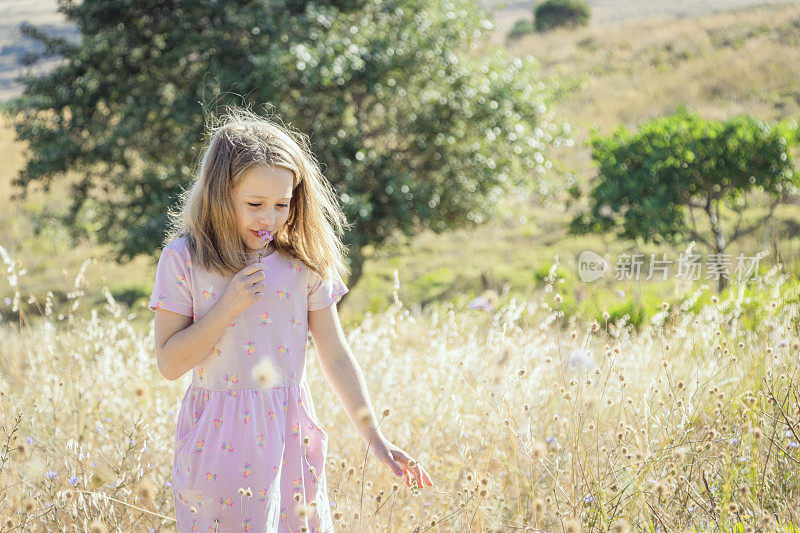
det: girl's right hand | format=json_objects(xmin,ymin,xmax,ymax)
[{"xmin": 219, "ymin": 262, "xmax": 266, "ymax": 317}]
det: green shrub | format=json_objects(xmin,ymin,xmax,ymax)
[
  {"xmin": 507, "ymin": 19, "xmax": 536, "ymax": 40},
  {"xmin": 601, "ymin": 299, "xmax": 648, "ymax": 331},
  {"xmin": 533, "ymin": 261, "xmax": 571, "ymax": 287},
  {"xmin": 413, "ymin": 266, "xmax": 456, "ymax": 303},
  {"xmin": 571, "ymin": 105, "xmax": 800, "ymax": 294},
  {"xmin": 534, "ymin": 0, "xmax": 590, "ymax": 32}
]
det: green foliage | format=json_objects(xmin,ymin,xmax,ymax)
[
  {"xmin": 533, "ymin": 261, "xmax": 572, "ymax": 287},
  {"xmin": 534, "ymin": 0, "xmax": 590, "ymax": 33},
  {"xmin": 571, "ymin": 105, "xmax": 800, "ymax": 256},
  {"xmin": 6, "ymin": 0, "xmax": 569, "ymax": 288},
  {"xmin": 413, "ymin": 266, "xmax": 456, "ymax": 302},
  {"xmin": 589, "ymin": 292, "xmax": 650, "ymax": 331},
  {"xmin": 507, "ymin": 19, "xmax": 536, "ymax": 40},
  {"xmin": 108, "ymin": 284, "xmax": 150, "ymax": 309}
]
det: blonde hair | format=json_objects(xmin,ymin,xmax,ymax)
[{"xmin": 163, "ymin": 105, "xmax": 351, "ymax": 283}]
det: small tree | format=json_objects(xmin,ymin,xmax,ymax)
[
  {"xmin": 570, "ymin": 106, "xmax": 800, "ymax": 292},
  {"xmin": 507, "ymin": 19, "xmax": 536, "ymax": 40},
  {"xmin": 534, "ymin": 0, "xmax": 590, "ymax": 33},
  {"xmin": 6, "ymin": 0, "xmax": 571, "ymax": 298}
]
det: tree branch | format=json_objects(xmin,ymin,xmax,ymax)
[
  {"xmin": 730, "ymin": 195, "xmax": 782, "ymax": 243},
  {"xmin": 730, "ymin": 208, "xmax": 745, "ymax": 241},
  {"xmin": 688, "ymin": 203, "xmax": 700, "ymax": 234},
  {"xmin": 678, "ymin": 189, "xmax": 707, "ymax": 210},
  {"xmin": 682, "ymin": 190, "xmax": 712, "ymax": 250},
  {"xmin": 703, "ymin": 197, "xmax": 725, "ymax": 253}
]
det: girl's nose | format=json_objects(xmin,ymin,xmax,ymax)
[{"xmin": 259, "ymin": 212, "xmax": 276, "ymax": 226}]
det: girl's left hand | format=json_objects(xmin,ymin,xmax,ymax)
[{"xmin": 370, "ymin": 437, "xmax": 434, "ymax": 489}]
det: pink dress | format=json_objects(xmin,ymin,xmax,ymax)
[{"xmin": 148, "ymin": 236, "xmax": 348, "ymax": 532}]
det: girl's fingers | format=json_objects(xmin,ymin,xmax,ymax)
[
  {"xmin": 420, "ymin": 465, "xmax": 433, "ymax": 486},
  {"xmin": 424, "ymin": 466, "xmax": 434, "ymax": 486},
  {"xmin": 385, "ymin": 454, "xmax": 403, "ymax": 476},
  {"xmin": 408, "ymin": 465, "xmax": 423, "ymax": 488},
  {"xmin": 381, "ymin": 446, "xmax": 406, "ymax": 478},
  {"xmin": 388, "ymin": 451, "xmax": 409, "ymax": 485},
  {"xmin": 389, "ymin": 448, "xmax": 432, "ymax": 489},
  {"xmin": 413, "ymin": 465, "xmax": 432, "ymax": 487}
]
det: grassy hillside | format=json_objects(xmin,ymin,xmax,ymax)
[
  {"xmin": 2, "ymin": 2, "xmax": 800, "ymax": 336},
  {"xmin": 366, "ymin": 2, "xmax": 800, "ymax": 324}
]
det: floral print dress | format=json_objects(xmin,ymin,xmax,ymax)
[{"xmin": 148, "ymin": 236, "xmax": 348, "ymax": 532}]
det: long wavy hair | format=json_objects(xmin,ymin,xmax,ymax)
[{"xmin": 162, "ymin": 105, "xmax": 351, "ymax": 283}]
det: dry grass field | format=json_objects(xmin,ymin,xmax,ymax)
[
  {"xmin": 3, "ymin": 244, "xmax": 799, "ymax": 531},
  {"xmin": 2, "ymin": 1, "xmax": 800, "ymax": 531}
]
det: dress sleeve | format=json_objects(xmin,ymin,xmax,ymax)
[
  {"xmin": 148, "ymin": 243, "xmax": 193, "ymax": 317},
  {"xmin": 307, "ymin": 268, "xmax": 349, "ymax": 311}
]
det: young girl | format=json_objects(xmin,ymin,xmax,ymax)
[{"xmin": 148, "ymin": 107, "xmax": 433, "ymax": 531}]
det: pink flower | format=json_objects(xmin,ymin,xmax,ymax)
[{"xmin": 256, "ymin": 230, "xmax": 273, "ymax": 262}]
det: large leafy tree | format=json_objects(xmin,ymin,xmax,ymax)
[
  {"xmin": 570, "ymin": 106, "xmax": 800, "ymax": 292},
  {"xmin": 8, "ymin": 0, "xmax": 570, "ymax": 297}
]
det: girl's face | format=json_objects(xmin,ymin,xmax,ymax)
[{"xmin": 233, "ymin": 164, "xmax": 294, "ymax": 257}]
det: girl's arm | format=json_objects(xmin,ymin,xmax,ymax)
[
  {"xmin": 309, "ymin": 304, "xmax": 434, "ymax": 489},
  {"xmin": 155, "ymin": 261, "xmax": 266, "ymax": 381},
  {"xmin": 308, "ymin": 303, "xmax": 384, "ymax": 445},
  {"xmin": 156, "ymin": 302, "xmax": 235, "ymax": 381}
]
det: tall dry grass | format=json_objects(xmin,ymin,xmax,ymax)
[{"xmin": 1, "ymin": 241, "xmax": 798, "ymax": 532}]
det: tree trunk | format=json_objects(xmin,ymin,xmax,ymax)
[{"xmin": 704, "ymin": 199, "xmax": 728, "ymax": 293}]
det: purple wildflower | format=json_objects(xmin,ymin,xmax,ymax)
[{"xmin": 256, "ymin": 230, "xmax": 274, "ymax": 262}]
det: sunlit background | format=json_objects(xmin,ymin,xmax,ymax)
[{"xmin": 1, "ymin": 0, "xmax": 799, "ymax": 531}]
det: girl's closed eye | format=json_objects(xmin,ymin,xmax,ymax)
[{"xmin": 248, "ymin": 203, "xmax": 289, "ymax": 208}]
